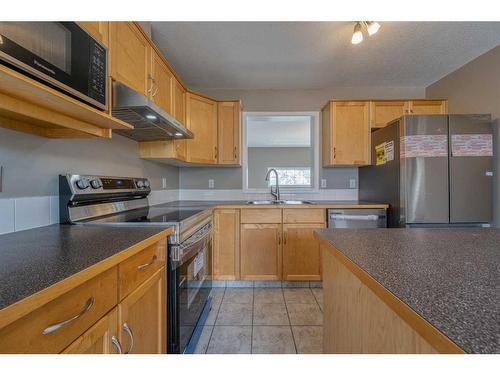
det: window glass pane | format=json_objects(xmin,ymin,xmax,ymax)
[
  {"xmin": 246, "ymin": 114, "xmax": 315, "ymax": 190},
  {"xmin": 268, "ymin": 168, "xmax": 311, "ymax": 187}
]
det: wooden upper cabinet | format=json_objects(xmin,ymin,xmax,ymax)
[
  {"xmin": 109, "ymin": 22, "xmax": 151, "ymax": 95},
  {"xmin": 370, "ymin": 100, "xmax": 408, "ymax": 129},
  {"xmin": 173, "ymin": 78, "xmax": 187, "ymax": 160},
  {"xmin": 213, "ymin": 209, "xmax": 240, "ymax": 280},
  {"xmin": 62, "ymin": 308, "xmax": 119, "ymax": 354},
  {"xmin": 186, "ymin": 92, "xmax": 218, "ymax": 164},
  {"xmin": 240, "ymin": 223, "xmax": 282, "ymax": 280},
  {"xmin": 79, "ymin": 22, "xmax": 109, "ymax": 47},
  {"xmin": 118, "ymin": 268, "xmax": 166, "ymax": 354},
  {"xmin": 150, "ymin": 51, "xmax": 173, "ymax": 114},
  {"xmin": 322, "ymin": 101, "xmax": 370, "ymax": 167},
  {"xmin": 217, "ymin": 101, "xmax": 241, "ymax": 165},
  {"xmin": 409, "ymin": 100, "xmax": 448, "ymax": 115}
]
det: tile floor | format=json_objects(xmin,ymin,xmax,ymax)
[{"xmin": 194, "ymin": 286, "xmax": 323, "ymax": 354}]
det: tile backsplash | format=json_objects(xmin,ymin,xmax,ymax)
[{"xmin": 0, "ymin": 188, "xmax": 357, "ymax": 235}]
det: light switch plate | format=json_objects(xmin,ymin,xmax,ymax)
[
  {"xmin": 208, "ymin": 179, "xmax": 215, "ymax": 189},
  {"xmin": 349, "ymin": 178, "xmax": 356, "ymax": 189},
  {"xmin": 320, "ymin": 179, "xmax": 327, "ymax": 188}
]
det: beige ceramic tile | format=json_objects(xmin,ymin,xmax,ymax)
[
  {"xmin": 286, "ymin": 303, "xmax": 323, "ymax": 326},
  {"xmin": 216, "ymin": 303, "xmax": 253, "ymax": 325},
  {"xmin": 223, "ymin": 288, "xmax": 254, "ymax": 304},
  {"xmin": 292, "ymin": 326, "xmax": 323, "ymax": 354},
  {"xmin": 253, "ymin": 303, "xmax": 289, "ymax": 325},
  {"xmin": 254, "ymin": 288, "xmax": 284, "ymax": 304},
  {"xmin": 252, "ymin": 326, "xmax": 296, "ymax": 354},
  {"xmin": 207, "ymin": 326, "xmax": 252, "ymax": 354},
  {"xmin": 284, "ymin": 288, "xmax": 316, "ymax": 304}
]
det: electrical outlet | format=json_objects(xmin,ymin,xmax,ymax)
[
  {"xmin": 162, "ymin": 177, "xmax": 167, "ymax": 189},
  {"xmin": 321, "ymin": 179, "xmax": 327, "ymax": 188},
  {"xmin": 349, "ymin": 178, "xmax": 356, "ymax": 189},
  {"xmin": 208, "ymin": 179, "xmax": 215, "ymax": 189}
]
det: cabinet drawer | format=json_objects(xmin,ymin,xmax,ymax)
[
  {"xmin": 283, "ymin": 208, "xmax": 326, "ymax": 224},
  {"xmin": 0, "ymin": 267, "xmax": 118, "ymax": 354},
  {"xmin": 118, "ymin": 241, "xmax": 166, "ymax": 300},
  {"xmin": 240, "ymin": 209, "xmax": 282, "ymax": 223}
]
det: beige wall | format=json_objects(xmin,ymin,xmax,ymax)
[
  {"xmin": 426, "ymin": 45, "xmax": 500, "ymax": 120},
  {"xmin": 426, "ymin": 45, "xmax": 500, "ymax": 226}
]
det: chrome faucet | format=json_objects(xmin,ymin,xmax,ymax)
[{"xmin": 265, "ymin": 169, "xmax": 281, "ymax": 202}]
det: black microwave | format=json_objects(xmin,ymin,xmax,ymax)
[{"xmin": 0, "ymin": 22, "xmax": 108, "ymax": 110}]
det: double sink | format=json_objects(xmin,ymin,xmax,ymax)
[{"xmin": 246, "ymin": 200, "xmax": 314, "ymax": 205}]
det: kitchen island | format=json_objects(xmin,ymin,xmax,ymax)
[{"xmin": 315, "ymin": 228, "xmax": 500, "ymax": 354}]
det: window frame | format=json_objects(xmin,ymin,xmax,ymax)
[{"xmin": 242, "ymin": 111, "xmax": 320, "ymax": 193}]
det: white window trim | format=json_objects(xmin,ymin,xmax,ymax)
[{"xmin": 242, "ymin": 111, "xmax": 320, "ymax": 194}]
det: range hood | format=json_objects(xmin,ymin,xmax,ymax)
[{"xmin": 111, "ymin": 81, "xmax": 193, "ymax": 141}]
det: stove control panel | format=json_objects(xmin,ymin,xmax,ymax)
[{"xmin": 61, "ymin": 174, "xmax": 151, "ymax": 195}]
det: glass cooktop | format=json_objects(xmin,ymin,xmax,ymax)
[{"xmin": 85, "ymin": 205, "xmax": 206, "ymax": 225}]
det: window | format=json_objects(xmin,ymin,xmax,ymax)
[
  {"xmin": 267, "ymin": 167, "xmax": 311, "ymax": 187},
  {"xmin": 243, "ymin": 112, "xmax": 319, "ymax": 191}
]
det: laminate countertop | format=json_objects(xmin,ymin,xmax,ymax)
[
  {"xmin": 151, "ymin": 200, "xmax": 388, "ymax": 209},
  {"xmin": 0, "ymin": 224, "xmax": 172, "ymax": 311},
  {"xmin": 315, "ymin": 228, "xmax": 500, "ymax": 354}
]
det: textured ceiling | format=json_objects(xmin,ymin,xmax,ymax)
[{"xmin": 151, "ymin": 22, "xmax": 500, "ymax": 90}]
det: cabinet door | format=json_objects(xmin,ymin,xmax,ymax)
[
  {"xmin": 172, "ymin": 78, "xmax": 187, "ymax": 160},
  {"xmin": 217, "ymin": 101, "xmax": 241, "ymax": 165},
  {"xmin": 332, "ymin": 101, "xmax": 370, "ymax": 166},
  {"xmin": 283, "ymin": 224, "xmax": 325, "ymax": 281},
  {"xmin": 79, "ymin": 22, "xmax": 109, "ymax": 46},
  {"xmin": 240, "ymin": 224, "xmax": 282, "ymax": 280},
  {"xmin": 62, "ymin": 308, "xmax": 119, "ymax": 354},
  {"xmin": 409, "ymin": 100, "xmax": 448, "ymax": 115},
  {"xmin": 186, "ymin": 93, "xmax": 218, "ymax": 164},
  {"xmin": 213, "ymin": 209, "xmax": 240, "ymax": 280},
  {"xmin": 370, "ymin": 101, "xmax": 407, "ymax": 129},
  {"xmin": 150, "ymin": 51, "xmax": 173, "ymax": 114},
  {"xmin": 118, "ymin": 268, "xmax": 166, "ymax": 354},
  {"xmin": 110, "ymin": 22, "xmax": 151, "ymax": 95}
]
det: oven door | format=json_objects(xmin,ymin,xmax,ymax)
[
  {"xmin": 0, "ymin": 22, "xmax": 107, "ymax": 109},
  {"xmin": 168, "ymin": 223, "xmax": 213, "ymax": 354}
]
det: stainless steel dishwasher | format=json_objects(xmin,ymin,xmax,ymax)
[{"xmin": 327, "ymin": 208, "xmax": 387, "ymax": 228}]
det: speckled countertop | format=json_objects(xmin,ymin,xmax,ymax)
[
  {"xmin": 315, "ymin": 228, "xmax": 500, "ymax": 354},
  {"xmin": 0, "ymin": 224, "xmax": 171, "ymax": 310},
  {"xmin": 152, "ymin": 200, "xmax": 387, "ymax": 208}
]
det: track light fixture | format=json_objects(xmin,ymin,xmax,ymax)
[{"xmin": 351, "ymin": 21, "xmax": 381, "ymax": 44}]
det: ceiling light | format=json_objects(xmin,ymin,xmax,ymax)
[
  {"xmin": 145, "ymin": 114, "xmax": 157, "ymax": 120},
  {"xmin": 351, "ymin": 22, "xmax": 363, "ymax": 45},
  {"xmin": 366, "ymin": 21, "xmax": 381, "ymax": 36},
  {"xmin": 175, "ymin": 132, "xmax": 183, "ymax": 137}
]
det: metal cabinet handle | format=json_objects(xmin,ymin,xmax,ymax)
[
  {"xmin": 214, "ymin": 146, "xmax": 218, "ymax": 160},
  {"xmin": 111, "ymin": 336, "xmax": 123, "ymax": 354},
  {"xmin": 333, "ymin": 147, "xmax": 336, "ymax": 159},
  {"xmin": 152, "ymin": 78, "xmax": 159, "ymax": 97},
  {"xmin": 42, "ymin": 297, "xmax": 94, "ymax": 335},
  {"xmin": 278, "ymin": 232, "xmax": 281, "ymax": 245},
  {"xmin": 137, "ymin": 255, "xmax": 157, "ymax": 270},
  {"xmin": 147, "ymin": 74, "xmax": 154, "ymax": 94},
  {"xmin": 284, "ymin": 231, "xmax": 287, "ymax": 245},
  {"xmin": 234, "ymin": 146, "xmax": 238, "ymax": 160},
  {"xmin": 122, "ymin": 323, "xmax": 134, "ymax": 354}
]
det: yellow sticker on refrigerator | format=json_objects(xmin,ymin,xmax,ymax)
[{"xmin": 375, "ymin": 141, "xmax": 394, "ymax": 165}]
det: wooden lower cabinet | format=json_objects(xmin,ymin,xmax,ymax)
[
  {"xmin": 118, "ymin": 268, "xmax": 166, "ymax": 354},
  {"xmin": 240, "ymin": 223, "xmax": 282, "ymax": 280},
  {"xmin": 283, "ymin": 223, "xmax": 325, "ymax": 281},
  {"xmin": 62, "ymin": 308, "xmax": 119, "ymax": 354},
  {"xmin": 213, "ymin": 209, "xmax": 240, "ymax": 280}
]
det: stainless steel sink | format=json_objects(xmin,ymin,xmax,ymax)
[{"xmin": 246, "ymin": 200, "xmax": 313, "ymax": 205}]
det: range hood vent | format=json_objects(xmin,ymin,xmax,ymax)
[{"xmin": 111, "ymin": 81, "xmax": 193, "ymax": 142}]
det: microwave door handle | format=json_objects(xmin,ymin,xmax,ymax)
[{"xmin": 329, "ymin": 214, "xmax": 380, "ymax": 221}]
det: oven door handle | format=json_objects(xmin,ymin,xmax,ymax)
[{"xmin": 170, "ymin": 223, "xmax": 212, "ymax": 268}]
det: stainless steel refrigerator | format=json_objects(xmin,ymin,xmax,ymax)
[{"xmin": 359, "ymin": 114, "xmax": 493, "ymax": 227}]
